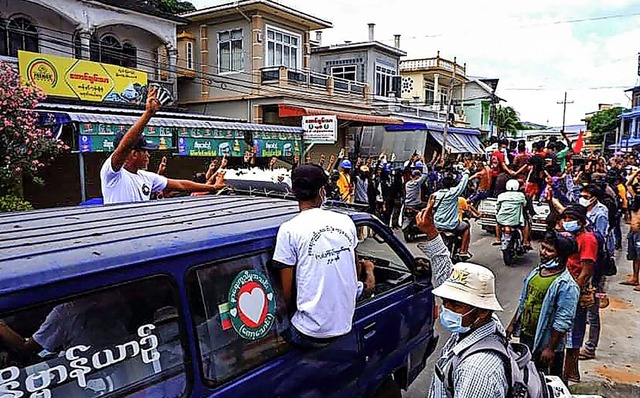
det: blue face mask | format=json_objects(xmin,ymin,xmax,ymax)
[
  {"xmin": 439, "ymin": 307, "xmax": 473, "ymax": 334},
  {"xmin": 562, "ymin": 220, "xmax": 580, "ymax": 232}
]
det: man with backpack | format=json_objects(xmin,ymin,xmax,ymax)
[{"xmin": 416, "ymin": 197, "xmax": 548, "ymax": 398}]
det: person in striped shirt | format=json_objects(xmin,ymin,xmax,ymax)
[{"xmin": 416, "ymin": 197, "xmax": 509, "ymax": 398}]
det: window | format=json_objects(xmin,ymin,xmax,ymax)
[
  {"xmin": 90, "ymin": 35, "xmax": 137, "ymax": 68},
  {"xmin": 187, "ymin": 252, "xmax": 289, "ymax": 385},
  {"xmin": 4, "ymin": 17, "xmax": 38, "ymax": 57},
  {"xmin": 355, "ymin": 226, "xmax": 412, "ymax": 300},
  {"xmin": 439, "ymin": 87, "xmax": 448, "ymax": 110},
  {"xmin": 331, "ymin": 65, "xmax": 357, "ymax": 81},
  {"xmin": 425, "ymin": 82, "xmax": 435, "ymax": 106},
  {"xmin": 218, "ymin": 29, "xmax": 243, "ymax": 73},
  {"xmin": 186, "ymin": 41, "xmax": 194, "ymax": 70},
  {"xmin": 266, "ymin": 27, "xmax": 300, "ymax": 70},
  {"xmin": 375, "ymin": 64, "xmax": 396, "ymax": 96},
  {"xmin": 73, "ymin": 32, "xmax": 82, "ymax": 59},
  {"xmin": 0, "ymin": 276, "xmax": 187, "ymax": 397}
]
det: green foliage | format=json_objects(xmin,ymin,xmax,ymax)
[
  {"xmin": 0, "ymin": 195, "xmax": 33, "ymax": 213},
  {"xmin": 495, "ymin": 105, "xmax": 521, "ymax": 137},
  {"xmin": 588, "ymin": 107, "xmax": 624, "ymax": 145},
  {"xmin": 158, "ymin": 0, "xmax": 196, "ymax": 14},
  {"xmin": 0, "ymin": 61, "xmax": 68, "ymax": 197}
]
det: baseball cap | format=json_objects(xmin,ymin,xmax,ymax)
[
  {"xmin": 411, "ymin": 169, "xmax": 422, "ymax": 177},
  {"xmin": 432, "ymin": 262, "xmax": 503, "ymax": 311},
  {"xmin": 562, "ymin": 204, "xmax": 587, "ymax": 222},
  {"xmin": 113, "ymin": 132, "xmax": 159, "ymax": 151},
  {"xmin": 292, "ymin": 164, "xmax": 328, "ymax": 193}
]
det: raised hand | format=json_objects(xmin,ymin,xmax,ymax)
[{"xmin": 146, "ymin": 86, "xmax": 161, "ymax": 114}]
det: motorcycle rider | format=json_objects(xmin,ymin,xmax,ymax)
[
  {"xmin": 402, "ymin": 167, "xmax": 429, "ymax": 231},
  {"xmin": 496, "ymin": 179, "xmax": 528, "ymax": 251},
  {"xmin": 432, "ymin": 166, "xmax": 472, "ymax": 261}
]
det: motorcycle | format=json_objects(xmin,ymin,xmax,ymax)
[
  {"xmin": 440, "ymin": 229, "xmax": 464, "ymax": 263},
  {"xmin": 501, "ymin": 225, "xmax": 526, "ymax": 266},
  {"xmin": 401, "ymin": 206, "xmax": 426, "ymax": 242}
]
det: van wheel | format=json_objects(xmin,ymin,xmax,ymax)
[{"xmin": 372, "ymin": 378, "xmax": 401, "ymax": 398}]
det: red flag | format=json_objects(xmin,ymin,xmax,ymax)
[{"xmin": 573, "ymin": 130, "xmax": 584, "ymax": 153}]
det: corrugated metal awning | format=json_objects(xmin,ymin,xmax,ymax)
[{"xmin": 66, "ymin": 112, "xmax": 304, "ymax": 133}]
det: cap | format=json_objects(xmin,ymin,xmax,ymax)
[
  {"xmin": 113, "ymin": 132, "xmax": 159, "ymax": 151},
  {"xmin": 360, "ymin": 165, "xmax": 370, "ymax": 173},
  {"xmin": 411, "ymin": 170, "xmax": 422, "ymax": 177},
  {"xmin": 340, "ymin": 159, "xmax": 352, "ymax": 169},
  {"xmin": 292, "ymin": 164, "xmax": 328, "ymax": 193},
  {"xmin": 432, "ymin": 262, "xmax": 503, "ymax": 311},
  {"xmin": 414, "ymin": 161, "xmax": 425, "ymax": 169},
  {"xmin": 562, "ymin": 204, "xmax": 587, "ymax": 221}
]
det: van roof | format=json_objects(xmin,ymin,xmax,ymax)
[{"xmin": 0, "ymin": 196, "xmax": 309, "ymax": 295}]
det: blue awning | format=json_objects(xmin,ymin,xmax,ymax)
[
  {"xmin": 609, "ymin": 138, "xmax": 640, "ymax": 150},
  {"xmin": 429, "ymin": 131, "xmax": 483, "ymax": 154},
  {"xmin": 385, "ymin": 122, "xmax": 481, "ymax": 136},
  {"xmin": 37, "ymin": 111, "xmax": 72, "ymax": 126},
  {"xmin": 66, "ymin": 112, "xmax": 303, "ymax": 133}
]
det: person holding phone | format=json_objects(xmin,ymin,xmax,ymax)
[{"xmin": 100, "ymin": 87, "xmax": 224, "ymax": 204}]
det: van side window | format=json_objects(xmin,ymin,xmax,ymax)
[
  {"xmin": 0, "ymin": 276, "xmax": 186, "ymax": 398},
  {"xmin": 356, "ymin": 226, "xmax": 412, "ymax": 300},
  {"xmin": 186, "ymin": 252, "xmax": 289, "ymax": 385}
]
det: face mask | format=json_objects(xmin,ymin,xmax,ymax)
[
  {"xmin": 578, "ymin": 197, "xmax": 593, "ymax": 207},
  {"xmin": 562, "ymin": 220, "xmax": 580, "ymax": 233},
  {"xmin": 439, "ymin": 307, "xmax": 474, "ymax": 334},
  {"xmin": 539, "ymin": 257, "xmax": 560, "ymax": 270}
]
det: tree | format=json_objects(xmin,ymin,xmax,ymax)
[
  {"xmin": 0, "ymin": 61, "xmax": 67, "ymax": 209},
  {"xmin": 588, "ymin": 107, "xmax": 624, "ymax": 145},
  {"xmin": 158, "ymin": 0, "xmax": 196, "ymax": 14},
  {"xmin": 494, "ymin": 105, "xmax": 521, "ymax": 137}
]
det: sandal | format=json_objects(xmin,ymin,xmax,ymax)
[
  {"xmin": 634, "ymin": 286, "xmax": 640, "ymax": 292},
  {"xmin": 620, "ymin": 280, "xmax": 640, "ymax": 286},
  {"xmin": 579, "ymin": 348, "xmax": 596, "ymax": 360},
  {"xmin": 492, "ymin": 241, "xmax": 501, "ymax": 246},
  {"xmin": 565, "ymin": 374, "xmax": 581, "ymax": 383}
]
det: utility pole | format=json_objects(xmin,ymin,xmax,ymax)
[
  {"xmin": 556, "ymin": 91, "xmax": 574, "ymax": 133},
  {"xmin": 441, "ymin": 59, "xmax": 457, "ymax": 158}
]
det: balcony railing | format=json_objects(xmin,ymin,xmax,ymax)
[
  {"xmin": 400, "ymin": 57, "xmax": 466, "ymax": 76},
  {"xmin": 260, "ymin": 66, "xmax": 369, "ymax": 100}
]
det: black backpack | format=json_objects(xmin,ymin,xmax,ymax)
[{"xmin": 589, "ymin": 228, "xmax": 617, "ymax": 282}]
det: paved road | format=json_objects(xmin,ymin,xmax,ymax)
[{"xmin": 400, "ymin": 223, "xmax": 536, "ymax": 397}]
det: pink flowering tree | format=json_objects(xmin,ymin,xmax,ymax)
[{"xmin": 0, "ymin": 61, "xmax": 67, "ymax": 209}]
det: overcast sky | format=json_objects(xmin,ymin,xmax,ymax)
[{"xmin": 190, "ymin": 0, "xmax": 640, "ymax": 126}]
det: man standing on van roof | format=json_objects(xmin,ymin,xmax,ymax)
[
  {"xmin": 416, "ymin": 197, "xmax": 509, "ymax": 398},
  {"xmin": 273, "ymin": 164, "xmax": 375, "ymax": 348},
  {"xmin": 100, "ymin": 86, "xmax": 225, "ymax": 204}
]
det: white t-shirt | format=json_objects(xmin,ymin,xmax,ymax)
[
  {"xmin": 100, "ymin": 155, "xmax": 168, "ymax": 204},
  {"xmin": 273, "ymin": 208, "xmax": 359, "ymax": 338}
]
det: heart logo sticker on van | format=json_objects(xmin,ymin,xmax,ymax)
[{"xmin": 225, "ymin": 269, "xmax": 276, "ymax": 341}]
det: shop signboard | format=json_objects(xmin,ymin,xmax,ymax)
[
  {"xmin": 177, "ymin": 137, "xmax": 245, "ymax": 157},
  {"xmin": 302, "ymin": 115, "xmax": 337, "ymax": 144},
  {"xmin": 252, "ymin": 131, "xmax": 301, "ymax": 157},
  {"xmin": 19, "ymin": 50, "xmax": 148, "ymax": 104},
  {"xmin": 78, "ymin": 123, "xmax": 174, "ymax": 138},
  {"xmin": 79, "ymin": 134, "xmax": 172, "ymax": 153}
]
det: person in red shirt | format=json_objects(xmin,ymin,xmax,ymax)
[{"xmin": 558, "ymin": 205, "xmax": 597, "ymax": 383}]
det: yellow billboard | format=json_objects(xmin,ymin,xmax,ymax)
[{"xmin": 18, "ymin": 50, "xmax": 148, "ymax": 103}]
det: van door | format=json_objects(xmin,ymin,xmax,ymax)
[
  {"xmin": 186, "ymin": 251, "xmax": 362, "ymax": 398},
  {"xmin": 353, "ymin": 222, "xmax": 434, "ymax": 397}
]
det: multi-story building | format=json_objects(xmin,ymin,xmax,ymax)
[
  {"xmin": 461, "ymin": 77, "xmax": 502, "ymax": 136},
  {"xmin": 177, "ymin": 1, "xmax": 402, "ymax": 158}
]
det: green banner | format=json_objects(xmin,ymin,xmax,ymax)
[
  {"xmin": 78, "ymin": 123, "xmax": 173, "ymax": 137},
  {"xmin": 79, "ymin": 134, "xmax": 173, "ymax": 153},
  {"xmin": 177, "ymin": 127, "xmax": 245, "ymax": 139},
  {"xmin": 177, "ymin": 137, "xmax": 245, "ymax": 157},
  {"xmin": 253, "ymin": 131, "xmax": 302, "ymax": 157}
]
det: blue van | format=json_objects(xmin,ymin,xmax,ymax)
[{"xmin": 0, "ymin": 195, "xmax": 438, "ymax": 397}]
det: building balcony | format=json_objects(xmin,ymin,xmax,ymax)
[
  {"xmin": 400, "ymin": 55, "xmax": 466, "ymax": 77},
  {"xmin": 260, "ymin": 66, "xmax": 370, "ymax": 102}
]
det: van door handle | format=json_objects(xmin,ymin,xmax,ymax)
[{"xmin": 363, "ymin": 322, "xmax": 377, "ymax": 339}]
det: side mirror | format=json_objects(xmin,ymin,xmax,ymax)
[{"xmin": 414, "ymin": 257, "xmax": 432, "ymax": 282}]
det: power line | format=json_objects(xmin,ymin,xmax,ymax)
[{"xmin": 376, "ymin": 10, "xmax": 640, "ymax": 43}]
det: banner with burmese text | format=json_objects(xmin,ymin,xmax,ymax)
[{"xmin": 18, "ymin": 50, "xmax": 147, "ymax": 104}]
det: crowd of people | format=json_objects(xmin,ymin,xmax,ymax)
[{"xmin": 97, "ymin": 86, "xmax": 640, "ymax": 393}]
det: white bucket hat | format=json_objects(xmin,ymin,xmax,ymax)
[{"xmin": 432, "ymin": 262, "xmax": 503, "ymax": 311}]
